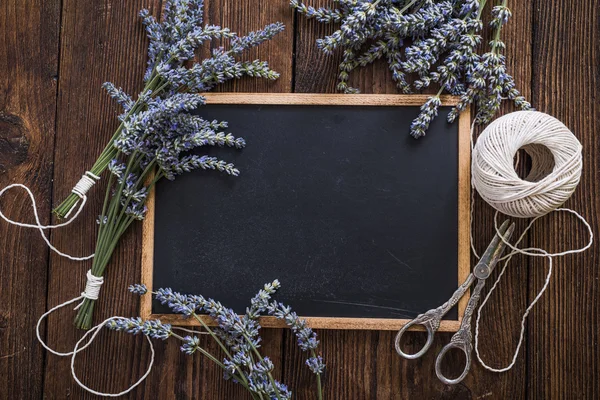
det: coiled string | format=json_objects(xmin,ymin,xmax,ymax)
[{"xmin": 470, "ymin": 111, "xmax": 593, "ymax": 372}]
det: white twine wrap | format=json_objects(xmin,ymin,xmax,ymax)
[
  {"xmin": 73, "ymin": 270, "xmax": 104, "ymax": 309},
  {"xmin": 0, "ymin": 171, "xmax": 99, "ymax": 260},
  {"xmin": 470, "ymin": 111, "xmax": 593, "ymax": 373},
  {"xmin": 67, "ymin": 171, "xmax": 101, "ymax": 217}
]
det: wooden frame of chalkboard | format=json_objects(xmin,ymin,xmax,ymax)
[{"xmin": 140, "ymin": 93, "xmax": 471, "ymax": 331}]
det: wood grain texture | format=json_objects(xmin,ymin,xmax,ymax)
[
  {"xmin": 291, "ymin": 0, "xmax": 532, "ymax": 399},
  {"xmin": 528, "ymin": 0, "xmax": 600, "ymax": 398},
  {"xmin": 43, "ymin": 0, "xmax": 293, "ymax": 398},
  {"xmin": 1, "ymin": 0, "xmax": 600, "ymax": 398},
  {"xmin": 0, "ymin": 1, "xmax": 60, "ymax": 399},
  {"xmin": 458, "ymin": 1, "xmax": 533, "ymax": 399},
  {"xmin": 43, "ymin": 1, "xmax": 163, "ymax": 398}
]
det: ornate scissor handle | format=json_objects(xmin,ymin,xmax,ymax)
[
  {"xmin": 394, "ymin": 310, "xmax": 440, "ymax": 359},
  {"xmin": 434, "ymin": 277, "xmax": 485, "ymax": 385},
  {"xmin": 395, "ymin": 273, "xmax": 474, "ymax": 360},
  {"xmin": 434, "ymin": 328, "xmax": 473, "ymax": 385}
]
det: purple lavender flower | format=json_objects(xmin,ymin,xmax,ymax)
[
  {"xmin": 128, "ymin": 283, "xmax": 148, "ymax": 295},
  {"xmin": 110, "ymin": 281, "xmax": 324, "ymax": 399},
  {"xmin": 292, "ymin": 0, "xmax": 530, "ymax": 137},
  {"xmin": 231, "ymin": 23, "xmax": 285, "ymax": 54},
  {"xmin": 141, "ymin": 320, "xmax": 172, "ymax": 340},
  {"xmin": 155, "ymin": 287, "xmax": 197, "ymax": 316},
  {"xmin": 107, "ymin": 317, "xmax": 145, "ymax": 335},
  {"xmin": 306, "ymin": 356, "xmax": 326, "ymax": 374},
  {"xmin": 290, "ymin": 0, "xmax": 343, "ymax": 23},
  {"xmin": 410, "ymin": 96, "xmax": 442, "ymax": 139},
  {"xmin": 267, "ymin": 302, "xmax": 320, "ymax": 353},
  {"xmin": 107, "ymin": 317, "xmax": 172, "ymax": 340},
  {"xmin": 490, "ymin": 5, "xmax": 512, "ymax": 28},
  {"xmin": 247, "ymin": 280, "xmax": 281, "ymax": 320},
  {"xmin": 125, "ymin": 202, "xmax": 148, "ymax": 221},
  {"xmin": 102, "ymin": 82, "xmax": 134, "ymax": 112},
  {"xmin": 107, "ymin": 159, "xmax": 125, "ymax": 180},
  {"xmin": 180, "ymin": 335, "xmax": 201, "ymax": 355}
]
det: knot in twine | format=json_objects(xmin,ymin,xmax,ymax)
[
  {"xmin": 71, "ymin": 171, "xmax": 101, "ymax": 200},
  {"xmin": 472, "ymin": 110, "xmax": 582, "ymax": 218}
]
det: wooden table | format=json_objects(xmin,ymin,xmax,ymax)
[{"xmin": 1, "ymin": 1, "xmax": 598, "ymax": 398}]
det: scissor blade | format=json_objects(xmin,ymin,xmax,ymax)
[{"xmin": 474, "ymin": 220, "xmax": 515, "ymax": 278}]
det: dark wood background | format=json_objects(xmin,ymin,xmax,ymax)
[{"xmin": 0, "ymin": 0, "xmax": 598, "ymax": 398}]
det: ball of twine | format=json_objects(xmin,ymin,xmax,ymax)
[{"xmin": 472, "ymin": 111, "xmax": 582, "ymax": 218}]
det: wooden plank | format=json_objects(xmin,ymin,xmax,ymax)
[
  {"xmin": 145, "ymin": 313, "xmax": 461, "ymax": 332},
  {"xmin": 0, "ymin": 1, "xmax": 60, "ymax": 399},
  {"xmin": 42, "ymin": 1, "xmax": 164, "ymax": 398},
  {"xmin": 289, "ymin": 1, "xmax": 533, "ymax": 398},
  {"xmin": 43, "ymin": 0, "xmax": 295, "ymax": 398},
  {"xmin": 205, "ymin": 0, "xmax": 294, "ymax": 93},
  {"xmin": 459, "ymin": 1, "xmax": 533, "ymax": 398},
  {"xmin": 528, "ymin": 0, "xmax": 600, "ymax": 398}
]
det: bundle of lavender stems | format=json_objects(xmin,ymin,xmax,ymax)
[{"xmin": 53, "ymin": 0, "xmax": 284, "ymax": 329}]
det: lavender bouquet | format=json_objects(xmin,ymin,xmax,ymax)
[
  {"xmin": 65, "ymin": 0, "xmax": 285, "ymax": 329},
  {"xmin": 114, "ymin": 281, "xmax": 325, "ymax": 399},
  {"xmin": 291, "ymin": 0, "xmax": 532, "ymax": 138}
]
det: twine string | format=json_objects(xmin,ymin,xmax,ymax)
[
  {"xmin": 0, "ymin": 172, "xmax": 99, "ymax": 260},
  {"xmin": 470, "ymin": 111, "xmax": 593, "ymax": 372},
  {"xmin": 35, "ymin": 270, "xmax": 155, "ymax": 397}
]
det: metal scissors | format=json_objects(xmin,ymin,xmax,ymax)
[{"xmin": 394, "ymin": 220, "xmax": 515, "ymax": 385}]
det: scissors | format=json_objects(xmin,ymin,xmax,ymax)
[{"xmin": 394, "ymin": 220, "xmax": 515, "ymax": 385}]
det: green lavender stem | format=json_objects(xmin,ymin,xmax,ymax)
[
  {"xmin": 73, "ymin": 150, "xmax": 155, "ymax": 329},
  {"xmin": 189, "ymin": 313, "xmax": 256, "ymax": 391},
  {"xmin": 53, "ymin": 73, "xmax": 163, "ymax": 219},
  {"xmin": 244, "ymin": 334, "xmax": 284, "ymax": 400},
  {"xmin": 311, "ymin": 349, "xmax": 323, "ymax": 400}
]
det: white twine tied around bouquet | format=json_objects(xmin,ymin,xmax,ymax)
[
  {"xmin": 470, "ymin": 110, "xmax": 593, "ymax": 372},
  {"xmin": 0, "ymin": 173, "xmax": 162, "ymax": 396}
]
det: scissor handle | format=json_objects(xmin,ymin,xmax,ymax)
[
  {"xmin": 434, "ymin": 338, "xmax": 472, "ymax": 385},
  {"xmin": 394, "ymin": 318, "xmax": 436, "ymax": 359}
]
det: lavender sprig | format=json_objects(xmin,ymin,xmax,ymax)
[
  {"xmin": 55, "ymin": 0, "xmax": 284, "ymax": 220},
  {"xmin": 70, "ymin": 0, "xmax": 284, "ymax": 330},
  {"xmin": 117, "ymin": 281, "xmax": 324, "ymax": 400},
  {"xmin": 267, "ymin": 301, "xmax": 325, "ymax": 391},
  {"xmin": 292, "ymin": 0, "xmax": 531, "ymax": 137}
]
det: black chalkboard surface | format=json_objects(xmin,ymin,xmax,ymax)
[{"xmin": 141, "ymin": 94, "xmax": 470, "ymax": 331}]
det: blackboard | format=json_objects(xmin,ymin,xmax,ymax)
[{"xmin": 141, "ymin": 93, "xmax": 470, "ymax": 331}]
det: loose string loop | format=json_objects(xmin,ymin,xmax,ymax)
[
  {"xmin": 0, "ymin": 172, "xmax": 99, "ymax": 260},
  {"xmin": 70, "ymin": 317, "xmax": 155, "ymax": 397},
  {"xmin": 35, "ymin": 270, "xmax": 155, "ymax": 397},
  {"xmin": 469, "ymin": 111, "xmax": 593, "ymax": 373}
]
